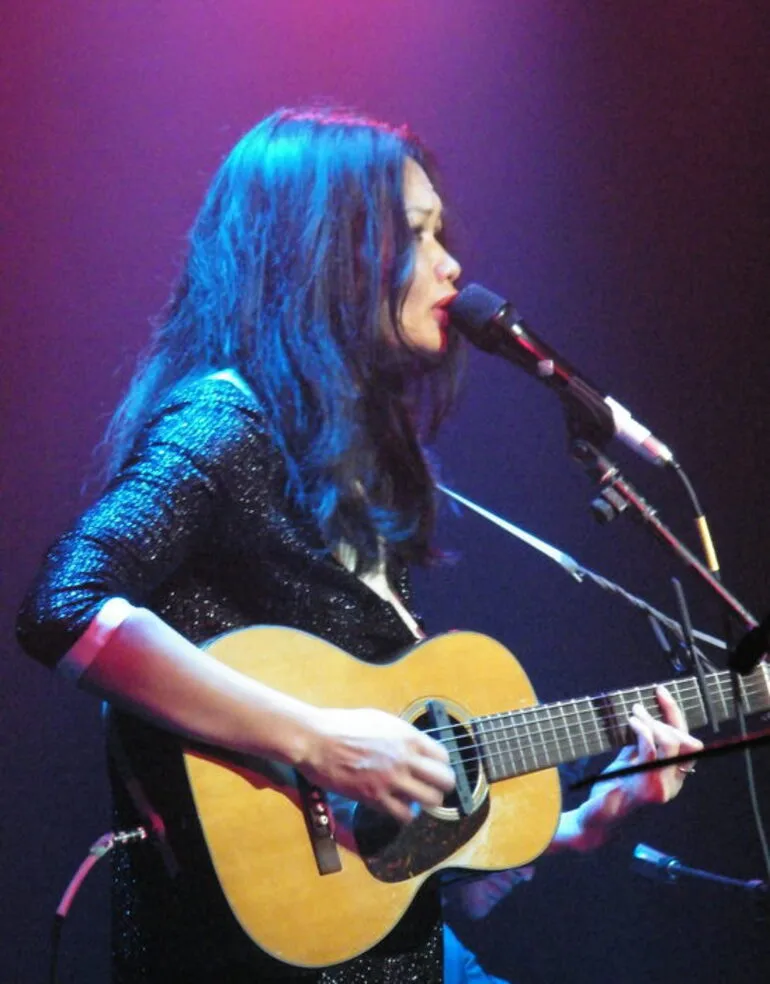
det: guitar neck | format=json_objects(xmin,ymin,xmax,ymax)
[{"xmin": 473, "ymin": 663, "xmax": 770, "ymax": 782}]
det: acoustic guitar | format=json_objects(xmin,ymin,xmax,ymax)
[{"xmin": 182, "ymin": 626, "xmax": 769, "ymax": 968}]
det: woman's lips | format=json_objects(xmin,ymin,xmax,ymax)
[{"xmin": 432, "ymin": 308, "xmax": 450, "ymax": 330}]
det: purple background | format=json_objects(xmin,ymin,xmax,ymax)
[{"xmin": 2, "ymin": 2, "xmax": 769, "ymax": 981}]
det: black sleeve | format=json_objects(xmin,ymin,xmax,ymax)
[{"xmin": 16, "ymin": 379, "xmax": 277, "ymax": 669}]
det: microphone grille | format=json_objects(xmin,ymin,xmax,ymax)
[{"xmin": 448, "ymin": 283, "xmax": 507, "ymax": 332}]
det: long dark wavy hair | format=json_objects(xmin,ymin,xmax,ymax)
[{"xmin": 106, "ymin": 108, "xmax": 464, "ymax": 569}]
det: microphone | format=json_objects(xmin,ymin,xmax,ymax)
[
  {"xmin": 448, "ymin": 284, "xmax": 677, "ymax": 467},
  {"xmin": 631, "ymin": 842, "xmax": 681, "ymax": 883},
  {"xmin": 631, "ymin": 842, "xmax": 769, "ymax": 898}
]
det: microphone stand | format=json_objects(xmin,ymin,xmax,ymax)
[
  {"xmin": 565, "ymin": 430, "xmax": 770, "ymax": 883},
  {"xmin": 569, "ymin": 438, "xmax": 758, "ymax": 631},
  {"xmin": 441, "ymin": 462, "xmax": 770, "ymax": 880},
  {"xmin": 671, "ymin": 576, "xmax": 720, "ymax": 733},
  {"xmin": 438, "ymin": 482, "xmax": 725, "ymax": 668}
]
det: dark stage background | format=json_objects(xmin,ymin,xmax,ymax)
[{"xmin": 2, "ymin": 2, "xmax": 769, "ymax": 982}]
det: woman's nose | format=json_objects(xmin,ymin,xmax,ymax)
[{"xmin": 436, "ymin": 251, "xmax": 461, "ymax": 283}]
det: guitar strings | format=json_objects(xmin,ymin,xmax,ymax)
[
  {"xmin": 422, "ymin": 682, "xmax": 767, "ymax": 764},
  {"xmin": 413, "ymin": 672, "xmax": 767, "ymax": 776},
  {"xmin": 431, "ymin": 693, "xmax": 766, "ymax": 776},
  {"xmin": 424, "ymin": 694, "xmax": 765, "ymax": 758},
  {"xmin": 420, "ymin": 676, "xmax": 767, "ymax": 746},
  {"xmin": 419, "ymin": 671, "xmax": 766, "ymax": 743}
]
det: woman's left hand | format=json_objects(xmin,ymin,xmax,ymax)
[
  {"xmin": 446, "ymin": 687, "xmax": 703, "ymax": 918},
  {"xmin": 553, "ymin": 685, "xmax": 703, "ymax": 853},
  {"xmin": 612, "ymin": 684, "xmax": 704, "ymax": 805}
]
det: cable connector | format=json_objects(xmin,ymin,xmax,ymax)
[{"xmin": 50, "ymin": 827, "xmax": 148, "ymax": 984}]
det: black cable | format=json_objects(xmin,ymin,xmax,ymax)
[
  {"xmin": 49, "ymin": 916, "xmax": 63, "ymax": 984},
  {"xmin": 672, "ymin": 464, "xmax": 770, "ymax": 882},
  {"xmin": 672, "ymin": 462, "xmax": 705, "ymax": 518}
]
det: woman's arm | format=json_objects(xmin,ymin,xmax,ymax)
[
  {"xmin": 80, "ymin": 604, "xmax": 454, "ymax": 822},
  {"xmin": 17, "ymin": 382, "xmax": 454, "ymax": 822}
]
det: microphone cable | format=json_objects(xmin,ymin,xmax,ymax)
[
  {"xmin": 671, "ymin": 462, "xmax": 721, "ymax": 579},
  {"xmin": 49, "ymin": 826, "xmax": 147, "ymax": 984}
]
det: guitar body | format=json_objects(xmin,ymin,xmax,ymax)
[{"xmin": 183, "ymin": 627, "xmax": 561, "ymax": 968}]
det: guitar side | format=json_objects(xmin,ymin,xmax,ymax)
[{"xmin": 183, "ymin": 626, "xmax": 561, "ymax": 968}]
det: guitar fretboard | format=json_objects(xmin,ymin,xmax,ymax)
[{"xmin": 471, "ymin": 664, "xmax": 770, "ymax": 782}]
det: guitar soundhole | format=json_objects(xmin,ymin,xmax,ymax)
[{"xmin": 352, "ymin": 710, "xmax": 489, "ymax": 883}]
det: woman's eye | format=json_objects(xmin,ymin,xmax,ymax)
[{"xmin": 410, "ymin": 223, "xmax": 446, "ymax": 247}]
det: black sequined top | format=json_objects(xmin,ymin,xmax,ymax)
[{"xmin": 17, "ymin": 376, "xmax": 443, "ymax": 984}]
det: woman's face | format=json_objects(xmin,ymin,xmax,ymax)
[{"xmin": 398, "ymin": 157, "xmax": 461, "ymax": 355}]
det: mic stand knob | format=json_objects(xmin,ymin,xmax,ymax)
[{"xmin": 568, "ymin": 439, "xmax": 757, "ymax": 629}]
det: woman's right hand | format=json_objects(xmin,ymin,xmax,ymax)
[{"xmin": 299, "ymin": 707, "xmax": 456, "ymax": 823}]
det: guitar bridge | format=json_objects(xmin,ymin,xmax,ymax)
[{"xmin": 297, "ymin": 774, "xmax": 343, "ymax": 876}]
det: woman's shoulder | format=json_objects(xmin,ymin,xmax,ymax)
[
  {"xmin": 163, "ymin": 369, "xmax": 261, "ymax": 413},
  {"xmin": 148, "ymin": 370, "xmax": 266, "ymax": 432},
  {"xmin": 131, "ymin": 370, "xmax": 277, "ymax": 473}
]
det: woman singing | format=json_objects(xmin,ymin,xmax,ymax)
[{"xmin": 17, "ymin": 107, "xmax": 700, "ymax": 983}]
